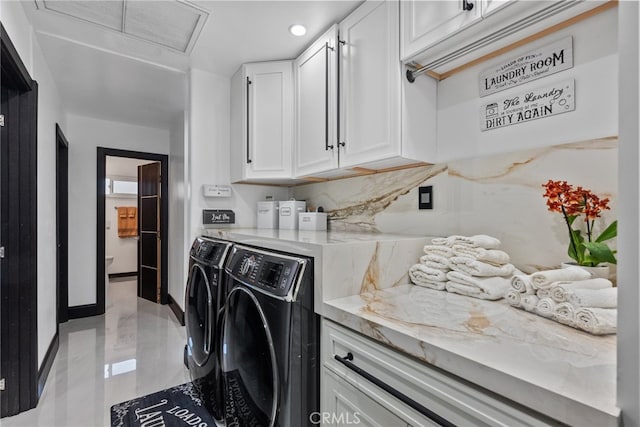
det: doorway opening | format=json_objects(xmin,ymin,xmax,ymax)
[{"xmin": 97, "ymin": 148, "xmax": 168, "ymax": 315}]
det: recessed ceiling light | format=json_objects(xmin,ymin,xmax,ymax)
[{"xmin": 289, "ymin": 24, "xmax": 307, "ymax": 37}]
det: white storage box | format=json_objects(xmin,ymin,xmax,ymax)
[
  {"xmin": 298, "ymin": 212, "xmax": 328, "ymax": 231},
  {"xmin": 257, "ymin": 201, "xmax": 279, "ymax": 229},
  {"xmin": 278, "ymin": 200, "xmax": 306, "ymax": 229}
]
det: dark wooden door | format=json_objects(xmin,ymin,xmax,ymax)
[
  {"xmin": 138, "ymin": 162, "xmax": 161, "ymax": 303},
  {"xmin": 56, "ymin": 124, "xmax": 69, "ymax": 323}
]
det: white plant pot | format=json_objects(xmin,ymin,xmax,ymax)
[{"xmin": 561, "ymin": 262, "xmax": 611, "ymax": 279}]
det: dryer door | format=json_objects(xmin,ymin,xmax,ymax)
[
  {"xmin": 185, "ymin": 263, "xmax": 214, "ymax": 367},
  {"xmin": 221, "ymin": 286, "xmax": 279, "ymax": 427}
]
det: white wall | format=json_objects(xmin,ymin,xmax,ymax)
[
  {"xmin": 437, "ymin": 8, "xmax": 618, "ymax": 162},
  {"xmin": 66, "ymin": 115, "xmax": 170, "ymax": 306},
  {"xmin": 617, "ymin": 2, "xmax": 640, "ymax": 425},
  {"xmin": 188, "ymin": 68, "xmax": 288, "ymax": 247},
  {"xmin": 2, "ymin": 1, "xmax": 66, "ymax": 368},
  {"xmin": 169, "ymin": 112, "xmax": 188, "ymax": 307}
]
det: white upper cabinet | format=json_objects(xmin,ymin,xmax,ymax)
[
  {"xmin": 401, "ymin": 0, "xmax": 609, "ymax": 75},
  {"xmin": 401, "ymin": 0, "xmax": 482, "ymax": 61},
  {"xmin": 230, "ymin": 61, "xmax": 294, "ymax": 183},
  {"xmin": 294, "ymin": 25, "xmax": 339, "ymax": 178},
  {"xmin": 338, "ymin": 0, "xmax": 402, "ymax": 169}
]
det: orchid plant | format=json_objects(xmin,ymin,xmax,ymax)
[{"xmin": 542, "ymin": 180, "xmax": 617, "ymax": 266}]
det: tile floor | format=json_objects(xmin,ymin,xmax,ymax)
[{"xmin": 1, "ymin": 278, "xmax": 189, "ymax": 427}]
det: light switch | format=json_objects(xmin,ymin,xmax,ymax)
[{"xmin": 418, "ymin": 186, "xmax": 433, "ymax": 210}]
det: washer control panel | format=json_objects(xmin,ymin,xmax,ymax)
[{"xmin": 225, "ymin": 246, "xmax": 307, "ymax": 298}]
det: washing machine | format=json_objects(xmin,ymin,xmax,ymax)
[
  {"xmin": 220, "ymin": 244, "xmax": 319, "ymax": 427},
  {"xmin": 185, "ymin": 236, "xmax": 232, "ymax": 422}
]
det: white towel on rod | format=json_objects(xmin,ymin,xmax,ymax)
[
  {"xmin": 549, "ymin": 278, "xmax": 613, "ymax": 302},
  {"xmin": 575, "ymin": 308, "xmax": 617, "ymax": 335},
  {"xmin": 536, "ymin": 298, "xmax": 557, "ymax": 318},
  {"xmin": 530, "ymin": 267, "xmax": 591, "ymax": 289},
  {"xmin": 449, "ymin": 257, "xmax": 514, "ymax": 277},
  {"xmin": 510, "ymin": 274, "xmax": 535, "ymax": 294},
  {"xmin": 554, "ymin": 302, "xmax": 577, "ymax": 327},
  {"xmin": 445, "ymin": 271, "xmax": 511, "ymax": 300},
  {"xmin": 419, "ymin": 254, "xmax": 450, "ymax": 271},
  {"xmin": 423, "ymin": 245, "xmax": 454, "ymax": 258},
  {"xmin": 451, "ymin": 245, "xmax": 510, "ymax": 266},
  {"xmin": 432, "ymin": 235, "xmax": 501, "ymax": 249},
  {"xmin": 567, "ymin": 287, "xmax": 617, "ymax": 309}
]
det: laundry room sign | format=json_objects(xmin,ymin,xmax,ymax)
[
  {"xmin": 203, "ymin": 209, "xmax": 235, "ymax": 225},
  {"xmin": 479, "ymin": 36, "xmax": 573, "ymax": 97},
  {"xmin": 481, "ymin": 79, "xmax": 575, "ymax": 131}
]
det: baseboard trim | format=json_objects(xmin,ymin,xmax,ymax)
[
  {"xmin": 168, "ymin": 293, "xmax": 185, "ymax": 326},
  {"xmin": 68, "ymin": 304, "xmax": 98, "ymax": 319},
  {"xmin": 37, "ymin": 332, "xmax": 59, "ymax": 398},
  {"xmin": 108, "ymin": 272, "xmax": 137, "ymax": 279}
]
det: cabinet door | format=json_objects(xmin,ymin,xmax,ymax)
[
  {"xmin": 481, "ymin": 0, "xmax": 514, "ymax": 17},
  {"xmin": 295, "ymin": 25, "xmax": 339, "ymax": 177},
  {"xmin": 245, "ymin": 61, "xmax": 293, "ymax": 179},
  {"xmin": 338, "ymin": 0, "xmax": 401, "ymax": 169},
  {"xmin": 322, "ymin": 368, "xmax": 413, "ymax": 427},
  {"xmin": 400, "ymin": 0, "xmax": 481, "ymax": 61}
]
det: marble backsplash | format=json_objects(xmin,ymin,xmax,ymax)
[{"xmin": 292, "ymin": 138, "xmax": 618, "ymax": 273}]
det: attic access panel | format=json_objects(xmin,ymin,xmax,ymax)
[{"xmin": 39, "ymin": 0, "xmax": 209, "ymax": 54}]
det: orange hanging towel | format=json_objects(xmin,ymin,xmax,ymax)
[{"xmin": 117, "ymin": 206, "xmax": 138, "ymax": 238}]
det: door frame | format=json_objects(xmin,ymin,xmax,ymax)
[
  {"xmin": 56, "ymin": 124, "xmax": 69, "ymax": 324},
  {"xmin": 0, "ymin": 23, "xmax": 39, "ymax": 417},
  {"xmin": 96, "ymin": 148, "xmax": 169, "ymax": 315}
]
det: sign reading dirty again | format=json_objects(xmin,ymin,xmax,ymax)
[
  {"xmin": 481, "ymin": 79, "xmax": 575, "ymax": 131},
  {"xmin": 479, "ymin": 36, "xmax": 573, "ymax": 97}
]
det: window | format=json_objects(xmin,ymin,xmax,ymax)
[{"xmin": 106, "ymin": 176, "xmax": 138, "ymax": 197}]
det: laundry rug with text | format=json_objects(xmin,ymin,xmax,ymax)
[{"xmin": 110, "ymin": 380, "xmax": 219, "ymax": 427}]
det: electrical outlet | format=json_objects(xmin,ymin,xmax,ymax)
[{"xmin": 418, "ymin": 186, "xmax": 433, "ymax": 210}]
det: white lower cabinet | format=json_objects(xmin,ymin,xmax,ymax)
[{"xmin": 321, "ymin": 319, "xmax": 556, "ymax": 427}]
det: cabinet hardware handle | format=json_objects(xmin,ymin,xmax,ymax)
[
  {"xmin": 325, "ymin": 42, "xmax": 334, "ymax": 151},
  {"xmin": 246, "ymin": 76, "xmax": 252, "ymax": 164},
  {"xmin": 338, "ymin": 141, "xmax": 346, "ymax": 148},
  {"xmin": 334, "ymin": 352, "xmax": 457, "ymax": 427},
  {"xmin": 462, "ymin": 0, "xmax": 474, "ymax": 11}
]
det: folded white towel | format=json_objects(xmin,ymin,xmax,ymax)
[
  {"xmin": 530, "ymin": 266, "xmax": 591, "ymax": 289},
  {"xmin": 521, "ymin": 294, "xmax": 539, "ymax": 312},
  {"xmin": 409, "ymin": 264, "xmax": 447, "ymax": 283},
  {"xmin": 449, "ymin": 257, "xmax": 515, "ymax": 277},
  {"xmin": 423, "ymin": 245, "xmax": 454, "ymax": 258},
  {"xmin": 554, "ymin": 302, "xmax": 576, "ymax": 327},
  {"xmin": 575, "ymin": 308, "xmax": 617, "ymax": 335},
  {"xmin": 505, "ymin": 289, "xmax": 522, "ymax": 307},
  {"xmin": 536, "ymin": 297, "xmax": 557, "ymax": 318},
  {"xmin": 549, "ymin": 278, "xmax": 613, "ymax": 302},
  {"xmin": 451, "ymin": 245, "xmax": 510, "ymax": 266},
  {"xmin": 419, "ymin": 254, "xmax": 450, "ymax": 271},
  {"xmin": 510, "ymin": 274, "xmax": 535, "ymax": 294},
  {"xmin": 536, "ymin": 289, "xmax": 552, "ymax": 299},
  {"xmin": 432, "ymin": 235, "xmax": 501, "ymax": 249},
  {"xmin": 567, "ymin": 287, "xmax": 617, "ymax": 309},
  {"xmin": 412, "ymin": 279, "xmax": 447, "ymax": 291},
  {"xmin": 445, "ymin": 271, "xmax": 511, "ymax": 300}
]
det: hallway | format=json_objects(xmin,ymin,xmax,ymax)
[{"xmin": 2, "ymin": 279, "xmax": 188, "ymax": 427}]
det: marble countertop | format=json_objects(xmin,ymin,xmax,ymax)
[
  {"xmin": 323, "ymin": 285, "xmax": 618, "ymax": 427},
  {"xmin": 203, "ymin": 228, "xmax": 618, "ymax": 426}
]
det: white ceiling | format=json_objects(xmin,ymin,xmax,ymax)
[{"xmin": 22, "ymin": 0, "xmax": 362, "ymax": 130}]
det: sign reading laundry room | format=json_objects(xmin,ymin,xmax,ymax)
[
  {"xmin": 479, "ymin": 36, "xmax": 573, "ymax": 97},
  {"xmin": 202, "ymin": 209, "xmax": 235, "ymax": 225},
  {"xmin": 481, "ymin": 79, "xmax": 575, "ymax": 131}
]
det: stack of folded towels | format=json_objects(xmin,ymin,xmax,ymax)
[
  {"xmin": 409, "ymin": 235, "xmax": 516, "ymax": 300},
  {"xmin": 505, "ymin": 266, "xmax": 617, "ymax": 335}
]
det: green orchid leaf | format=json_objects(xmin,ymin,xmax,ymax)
[
  {"xmin": 567, "ymin": 215, "xmax": 578, "ymax": 226},
  {"xmin": 595, "ymin": 220, "xmax": 617, "ymax": 243},
  {"xmin": 583, "ymin": 242, "xmax": 617, "ymax": 264}
]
